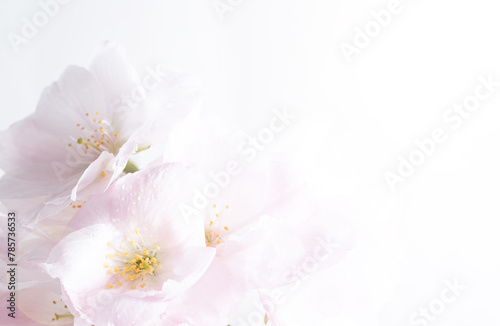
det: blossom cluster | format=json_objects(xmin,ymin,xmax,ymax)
[{"xmin": 0, "ymin": 43, "xmax": 353, "ymax": 326}]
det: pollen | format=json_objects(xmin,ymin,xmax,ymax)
[
  {"xmin": 101, "ymin": 171, "xmax": 106, "ymax": 178},
  {"xmin": 205, "ymin": 205, "xmax": 231, "ymax": 248},
  {"xmin": 105, "ymin": 233, "xmax": 162, "ymax": 290},
  {"xmin": 107, "ymin": 284, "xmax": 113, "ymax": 289}
]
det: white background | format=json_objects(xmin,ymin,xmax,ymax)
[{"xmin": 1, "ymin": 0, "xmax": 500, "ymax": 325}]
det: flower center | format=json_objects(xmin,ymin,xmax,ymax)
[
  {"xmin": 205, "ymin": 204, "xmax": 230, "ymax": 248},
  {"xmin": 67, "ymin": 111, "xmax": 120, "ymax": 156},
  {"xmin": 104, "ymin": 229, "xmax": 161, "ymax": 290}
]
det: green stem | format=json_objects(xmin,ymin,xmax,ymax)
[{"xmin": 124, "ymin": 160, "xmax": 139, "ymax": 174}]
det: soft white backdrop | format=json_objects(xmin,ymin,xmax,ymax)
[{"xmin": 1, "ymin": 0, "xmax": 500, "ymax": 325}]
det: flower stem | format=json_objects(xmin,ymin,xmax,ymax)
[{"xmin": 124, "ymin": 160, "xmax": 139, "ymax": 174}]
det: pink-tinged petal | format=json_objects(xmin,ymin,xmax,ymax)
[
  {"xmin": 136, "ymin": 70, "xmax": 202, "ymax": 146},
  {"xmin": 166, "ymin": 257, "xmax": 247, "ymax": 326},
  {"xmin": 150, "ymin": 246, "xmax": 216, "ymax": 300},
  {"xmin": 235, "ymin": 186, "xmax": 355, "ymax": 290},
  {"xmin": 73, "ymin": 317, "xmax": 92, "ymax": 326},
  {"xmin": 76, "ymin": 294, "xmax": 169, "ymax": 326},
  {"xmin": 0, "ymin": 117, "xmax": 80, "ymax": 199},
  {"xmin": 47, "ymin": 224, "xmax": 116, "ymax": 293},
  {"xmin": 37, "ymin": 65, "xmax": 111, "ymax": 124},
  {"xmin": 89, "ymin": 41, "xmax": 142, "ymax": 110}
]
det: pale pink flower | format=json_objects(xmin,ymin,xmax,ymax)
[
  {"xmin": 46, "ymin": 164, "xmax": 215, "ymax": 325},
  {"xmin": 0, "ymin": 42, "xmax": 200, "ymax": 223},
  {"xmin": 162, "ymin": 119, "xmax": 354, "ymax": 324}
]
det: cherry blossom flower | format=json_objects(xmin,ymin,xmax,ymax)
[
  {"xmin": 46, "ymin": 163, "xmax": 215, "ymax": 325},
  {"xmin": 159, "ymin": 118, "xmax": 353, "ymax": 324},
  {"xmin": 0, "ymin": 42, "xmax": 200, "ymax": 224}
]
